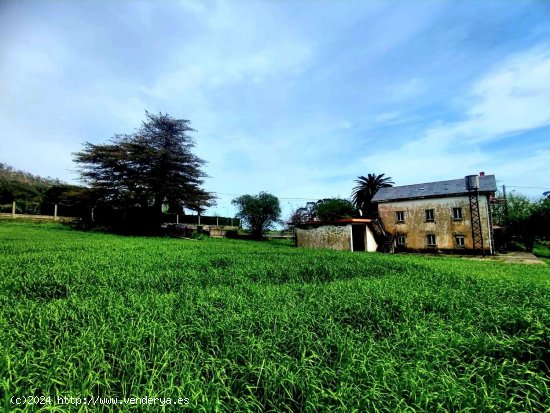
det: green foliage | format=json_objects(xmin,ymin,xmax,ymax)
[
  {"xmin": 495, "ymin": 193, "xmax": 550, "ymax": 251},
  {"xmin": 314, "ymin": 198, "xmax": 355, "ymax": 222},
  {"xmin": 1, "ymin": 221, "xmax": 549, "ymax": 412},
  {"xmin": 351, "ymin": 173, "xmax": 394, "ymax": 214},
  {"xmin": 506, "ymin": 193, "xmax": 535, "ymax": 225},
  {"xmin": 532, "ymin": 196, "xmax": 550, "ymax": 238},
  {"xmin": 289, "ymin": 198, "xmax": 355, "ymax": 225},
  {"xmin": 0, "ymin": 162, "xmax": 65, "ymax": 213},
  {"xmin": 74, "ymin": 111, "xmax": 215, "ymax": 222},
  {"xmin": 0, "ymin": 162, "xmax": 62, "ymax": 189},
  {"xmin": 232, "ymin": 192, "xmax": 281, "ymax": 239}
]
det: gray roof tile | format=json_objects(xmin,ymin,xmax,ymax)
[{"xmin": 372, "ymin": 175, "xmax": 497, "ymax": 202}]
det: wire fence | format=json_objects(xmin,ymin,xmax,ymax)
[{"xmin": 1, "ymin": 201, "xmax": 240, "ymax": 228}]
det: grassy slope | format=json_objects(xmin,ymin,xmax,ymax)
[{"xmin": 0, "ymin": 221, "xmax": 549, "ymax": 412}]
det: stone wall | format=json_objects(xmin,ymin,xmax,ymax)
[{"xmin": 296, "ymin": 225, "xmax": 351, "ymax": 251}]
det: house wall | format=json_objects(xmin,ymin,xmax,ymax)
[
  {"xmin": 296, "ymin": 225, "xmax": 351, "ymax": 251},
  {"xmin": 364, "ymin": 224, "xmax": 378, "ymax": 252},
  {"xmin": 377, "ymin": 195, "xmax": 493, "ymax": 253}
]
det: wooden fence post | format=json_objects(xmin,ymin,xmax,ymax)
[
  {"xmin": 54, "ymin": 204, "xmax": 58, "ymax": 220},
  {"xmin": 12, "ymin": 201, "xmax": 16, "ymax": 218}
]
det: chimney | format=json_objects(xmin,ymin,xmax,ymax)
[{"xmin": 479, "ymin": 171, "xmax": 485, "ymax": 177}]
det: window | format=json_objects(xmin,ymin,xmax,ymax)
[
  {"xmin": 425, "ymin": 209, "xmax": 435, "ymax": 222},
  {"xmin": 427, "ymin": 234, "xmax": 436, "ymax": 247},
  {"xmin": 396, "ymin": 211, "xmax": 405, "ymax": 223},
  {"xmin": 397, "ymin": 235, "xmax": 406, "ymax": 246},
  {"xmin": 455, "ymin": 234, "xmax": 465, "ymax": 248},
  {"xmin": 453, "ymin": 207, "xmax": 463, "ymax": 220}
]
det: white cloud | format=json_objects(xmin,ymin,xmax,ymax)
[
  {"xmin": 357, "ymin": 45, "xmax": 550, "ymax": 192},
  {"xmin": 1, "ymin": 0, "xmax": 548, "ymax": 215},
  {"xmin": 464, "ymin": 46, "xmax": 550, "ymax": 141}
]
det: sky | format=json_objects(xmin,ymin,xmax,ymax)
[{"xmin": 1, "ymin": 0, "xmax": 550, "ymax": 219}]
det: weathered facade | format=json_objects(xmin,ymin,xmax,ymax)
[
  {"xmin": 372, "ymin": 174, "xmax": 497, "ymax": 254},
  {"xmin": 295, "ymin": 219, "xmax": 378, "ymax": 252}
]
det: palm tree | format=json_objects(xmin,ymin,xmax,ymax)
[{"xmin": 352, "ymin": 173, "xmax": 394, "ymax": 214}]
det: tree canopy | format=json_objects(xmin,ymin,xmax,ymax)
[
  {"xmin": 232, "ymin": 192, "xmax": 281, "ymax": 240},
  {"xmin": 74, "ymin": 112, "xmax": 215, "ymax": 226},
  {"xmin": 492, "ymin": 192, "xmax": 550, "ymax": 251},
  {"xmin": 289, "ymin": 198, "xmax": 355, "ymax": 224},
  {"xmin": 314, "ymin": 198, "xmax": 355, "ymax": 222},
  {"xmin": 352, "ymin": 173, "xmax": 394, "ymax": 215},
  {"xmin": 0, "ymin": 162, "xmax": 65, "ymax": 213}
]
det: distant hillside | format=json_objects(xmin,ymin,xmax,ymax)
[
  {"xmin": 0, "ymin": 162, "xmax": 63, "ymax": 188},
  {"xmin": 0, "ymin": 162, "xmax": 68, "ymax": 212}
]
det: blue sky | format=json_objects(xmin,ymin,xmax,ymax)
[{"xmin": 1, "ymin": 0, "xmax": 549, "ymax": 218}]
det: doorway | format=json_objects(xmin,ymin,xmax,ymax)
[{"xmin": 352, "ymin": 225, "xmax": 366, "ymax": 251}]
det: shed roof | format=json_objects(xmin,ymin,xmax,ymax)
[
  {"xmin": 372, "ymin": 175, "xmax": 497, "ymax": 203},
  {"xmin": 295, "ymin": 218, "xmax": 372, "ymax": 228}
]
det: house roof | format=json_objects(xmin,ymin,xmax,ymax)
[{"xmin": 372, "ymin": 175, "xmax": 497, "ymax": 203}]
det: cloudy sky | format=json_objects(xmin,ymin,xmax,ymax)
[{"xmin": 1, "ymin": 0, "xmax": 549, "ymax": 218}]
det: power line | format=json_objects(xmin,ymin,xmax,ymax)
[
  {"xmin": 210, "ymin": 191, "xmax": 322, "ymax": 201},
  {"xmin": 211, "ymin": 184, "xmax": 549, "ymax": 203},
  {"xmin": 505, "ymin": 185, "xmax": 550, "ymax": 190}
]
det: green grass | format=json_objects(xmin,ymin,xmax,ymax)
[
  {"xmin": 533, "ymin": 241, "xmax": 550, "ymax": 265},
  {"xmin": 1, "ymin": 221, "xmax": 549, "ymax": 412}
]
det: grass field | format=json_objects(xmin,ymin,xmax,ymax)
[
  {"xmin": 1, "ymin": 221, "xmax": 549, "ymax": 412},
  {"xmin": 534, "ymin": 241, "xmax": 550, "ymax": 266}
]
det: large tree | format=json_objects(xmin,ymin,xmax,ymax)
[
  {"xmin": 352, "ymin": 173, "xmax": 394, "ymax": 215},
  {"xmin": 74, "ymin": 112, "xmax": 214, "ymax": 226},
  {"xmin": 232, "ymin": 192, "xmax": 281, "ymax": 240}
]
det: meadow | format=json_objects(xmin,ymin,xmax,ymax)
[{"xmin": 0, "ymin": 221, "xmax": 549, "ymax": 412}]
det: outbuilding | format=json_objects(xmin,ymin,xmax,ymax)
[{"xmin": 294, "ymin": 218, "xmax": 378, "ymax": 252}]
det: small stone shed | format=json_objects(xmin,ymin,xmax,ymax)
[{"xmin": 295, "ymin": 218, "xmax": 378, "ymax": 252}]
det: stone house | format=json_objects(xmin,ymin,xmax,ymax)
[
  {"xmin": 371, "ymin": 173, "xmax": 497, "ymax": 254},
  {"xmin": 295, "ymin": 218, "xmax": 378, "ymax": 252}
]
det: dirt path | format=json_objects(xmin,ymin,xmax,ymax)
[{"xmin": 488, "ymin": 252, "xmax": 547, "ymax": 265}]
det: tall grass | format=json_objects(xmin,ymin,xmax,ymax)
[{"xmin": 1, "ymin": 221, "xmax": 549, "ymax": 411}]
